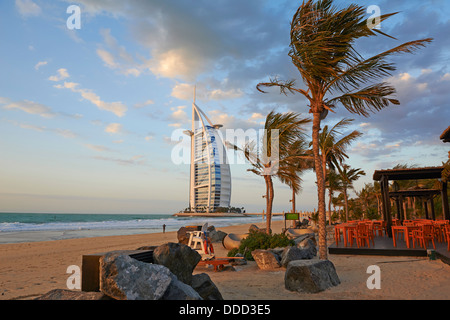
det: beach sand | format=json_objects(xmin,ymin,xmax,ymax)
[{"xmin": 1, "ymin": 219, "xmax": 450, "ymax": 300}]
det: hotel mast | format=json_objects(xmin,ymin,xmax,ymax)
[{"xmin": 183, "ymin": 89, "xmax": 231, "ymax": 213}]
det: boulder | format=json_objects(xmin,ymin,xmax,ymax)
[
  {"xmin": 285, "ymin": 260, "xmax": 340, "ymax": 293},
  {"xmin": 251, "ymin": 249, "xmax": 281, "ymax": 269},
  {"xmin": 100, "ymin": 252, "xmax": 202, "ymax": 300},
  {"xmin": 297, "ymin": 238, "xmax": 317, "ymax": 257},
  {"xmin": 191, "ymin": 273, "xmax": 224, "ymax": 300},
  {"xmin": 35, "ymin": 289, "xmax": 111, "ymax": 300},
  {"xmin": 280, "ymin": 246, "xmax": 315, "ymax": 267},
  {"xmin": 177, "ymin": 226, "xmax": 201, "ymax": 245},
  {"xmin": 153, "ymin": 242, "xmax": 201, "ymax": 285}
]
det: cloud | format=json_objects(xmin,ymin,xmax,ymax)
[
  {"xmin": 9, "ymin": 121, "xmax": 77, "ymax": 139},
  {"xmin": 104, "ymin": 123, "xmax": 123, "ymax": 134},
  {"xmin": 93, "ymin": 155, "xmax": 147, "ymax": 166},
  {"xmin": 134, "ymin": 99, "xmax": 154, "ymax": 108},
  {"xmin": 34, "ymin": 61, "xmax": 48, "ymax": 70},
  {"xmin": 96, "ymin": 29, "xmax": 145, "ymax": 77},
  {"xmin": 15, "ymin": 0, "xmax": 41, "ymax": 17},
  {"xmin": 54, "ymin": 81, "xmax": 127, "ymax": 117},
  {"xmin": 2, "ymin": 100, "xmax": 56, "ymax": 118},
  {"xmin": 84, "ymin": 144, "xmax": 112, "ymax": 152},
  {"xmin": 171, "ymin": 83, "xmax": 243, "ymax": 101},
  {"xmin": 49, "ymin": 69, "xmax": 70, "ymax": 82}
]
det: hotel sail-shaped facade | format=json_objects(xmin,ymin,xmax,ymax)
[{"xmin": 184, "ymin": 100, "xmax": 231, "ymax": 213}]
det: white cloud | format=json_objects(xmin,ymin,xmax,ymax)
[
  {"xmin": 15, "ymin": 0, "xmax": 41, "ymax": 17},
  {"xmin": 84, "ymin": 144, "xmax": 112, "ymax": 152},
  {"xmin": 34, "ymin": 61, "xmax": 48, "ymax": 70},
  {"xmin": 96, "ymin": 29, "xmax": 144, "ymax": 77},
  {"xmin": 105, "ymin": 123, "xmax": 123, "ymax": 134},
  {"xmin": 171, "ymin": 82, "xmax": 243, "ymax": 101},
  {"xmin": 3, "ymin": 100, "xmax": 56, "ymax": 118},
  {"xmin": 49, "ymin": 69, "xmax": 70, "ymax": 82},
  {"xmin": 134, "ymin": 99, "xmax": 154, "ymax": 108},
  {"xmin": 54, "ymin": 81, "xmax": 127, "ymax": 117}
]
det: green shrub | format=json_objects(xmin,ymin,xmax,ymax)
[{"xmin": 227, "ymin": 230, "xmax": 294, "ymax": 260}]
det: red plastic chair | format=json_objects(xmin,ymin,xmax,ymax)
[
  {"xmin": 412, "ymin": 224, "xmax": 436, "ymax": 249},
  {"xmin": 351, "ymin": 223, "xmax": 374, "ymax": 248}
]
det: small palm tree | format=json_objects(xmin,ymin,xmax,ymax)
[
  {"xmin": 278, "ymin": 140, "xmax": 313, "ymax": 214},
  {"xmin": 257, "ymin": 0, "xmax": 432, "ymax": 259},
  {"xmin": 231, "ymin": 111, "xmax": 311, "ymax": 234},
  {"xmin": 337, "ymin": 164, "xmax": 366, "ymax": 222}
]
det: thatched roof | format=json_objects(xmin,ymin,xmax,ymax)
[
  {"xmin": 373, "ymin": 166, "xmax": 444, "ymax": 181},
  {"xmin": 441, "ymin": 126, "xmax": 450, "ymax": 143}
]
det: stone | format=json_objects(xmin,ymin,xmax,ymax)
[
  {"xmin": 280, "ymin": 246, "xmax": 314, "ymax": 267},
  {"xmin": 99, "ymin": 252, "xmax": 202, "ymax": 300},
  {"xmin": 251, "ymin": 249, "xmax": 281, "ymax": 269},
  {"xmin": 35, "ymin": 289, "xmax": 111, "ymax": 300},
  {"xmin": 153, "ymin": 242, "xmax": 201, "ymax": 285},
  {"xmin": 297, "ymin": 238, "xmax": 317, "ymax": 257},
  {"xmin": 285, "ymin": 260, "xmax": 340, "ymax": 293},
  {"xmin": 177, "ymin": 226, "xmax": 201, "ymax": 245},
  {"xmin": 191, "ymin": 273, "xmax": 224, "ymax": 300}
]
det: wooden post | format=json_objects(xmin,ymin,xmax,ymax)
[
  {"xmin": 424, "ymin": 199, "xmax": 429, "ymax": 219},
  {"xmin": 442, "ymin": 182, "xmax": 449, "ymax": 220},
  {"xmin": 381, "ymin": 175, "xmax": 392, "ymax": 237},
  {"xmin": 430, "ymin": 196, "xmax": 436, "ymax": 220}
]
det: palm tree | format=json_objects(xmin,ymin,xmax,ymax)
[
  {"xmin": 231, "ymin": 111, "xmax": 311, "ymax": 234},
  {"xmin": 256, "ymin": 0, "xmax": 432, "ymax": 259},
  {"xmin": 325, "ymin": 168, "xmax": 341, "ymax": 223},
  {"xmin": 278, "ymin": 140, "xmax": 313, "ymax": 214},
  {"xmin": 337, "ymin": 164, "xmax": 366, "ymax": 222},
  {"xmin": 318, "ymin": 118, "xmax": 362, "ymax": 179}
]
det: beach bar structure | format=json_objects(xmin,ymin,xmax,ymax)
[
  {"xmin": 183, "ymin": 94, "xmax": 231, "ymax": 213},
  {"xmin": 373, "ymin": 166, "xmax": 449, "ymax": 237}
]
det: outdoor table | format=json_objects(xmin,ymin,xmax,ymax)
[
  {"xmin": 335, "ymin": 223, "xmax": 357, "ymax": 247},
  {"xmin": 391, "ymin": 225, "xmax": 420, "ymax": 248}
]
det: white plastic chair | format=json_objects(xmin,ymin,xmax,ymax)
[{"xmin": 188, "ymin": 223, "xmax": 208, "ymax": 252}]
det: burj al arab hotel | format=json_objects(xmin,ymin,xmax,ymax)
[{"xmin": 183, "ymin": 95, "xmax": 231, "ymax": 213}]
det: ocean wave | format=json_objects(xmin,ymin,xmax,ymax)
[{"xmin": 0, "ymin": 215, "xmax": 280, "ymax": 233}]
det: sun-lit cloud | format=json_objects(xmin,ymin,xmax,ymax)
[
  {"xmin": 15, "ymin": 0, "xmax": 41, "ymax": 17},
  {"xmin": 54, "ymin": 81, "xmax": 127, "ymax": 117},
  {"xmin": 104, "ymin": 123, "xmax": 123, "ymax": 134},
  {"xmin": 134, "ymin": 99, "xmax": 154, "ymax": 108},
  {"xmin": 34, "ymin": 61, "xmax": 48, "ymax": 70},
  {"xmin": 48, "ymin": 68, "xmax": 70, "ymax": 82},
  {"xmin": 2, "ymin": 100, "xmax": 56, "ymax": 118}
]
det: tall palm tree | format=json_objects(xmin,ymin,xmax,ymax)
[
  {"xmin": 256, "ymin": 0, "xmax": 432, "ymax": 259},
  {"xmin": 231, "ymin": 111, "xmax": 311, "ymax": 234},
  {"xmin": 337, "ymin": 164, "xmax": 366, "ymax": 222}
]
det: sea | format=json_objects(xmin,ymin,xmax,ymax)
[{"xmin": 0, "ymin": 212, "xmax": 280, "ymax": 244}]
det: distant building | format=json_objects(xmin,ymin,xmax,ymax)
[{"xmin": 183, "ymin": 97, "xmax": 231, "ymax": 213}]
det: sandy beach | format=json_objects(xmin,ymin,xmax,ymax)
[{"xmin": 1, "ymin": 219, "xmax": 450, "ymax": 301}]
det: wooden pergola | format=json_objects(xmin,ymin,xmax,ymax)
[{"xmin": 373, "ymin": 166, "xmax": 449, "ymax": 237}]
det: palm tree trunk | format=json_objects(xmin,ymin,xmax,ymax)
[
  {"xmin": 264, "ymin": 174, "xmax": 274, "ymax": 234},
  {"xmin": 292, "ymin": 188, "xmax": 296, "ymax": 214},
  {"xmin": 343, "ymin": 187, "xmax": 349, "ymax": 222},
  {"xmin": 328, "ymin": 188, "xmax": 333, "ymax": 224},
  {"xmin": 312, "ymin": 112, "xmax": 327, "ymax": 260}
]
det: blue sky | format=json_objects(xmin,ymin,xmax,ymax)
[{"xmin": 0, "ymin": 0, "xmax": 449, "ymax": 214}]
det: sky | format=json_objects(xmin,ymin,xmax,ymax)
[{"xmin": 0, "ymin": 0, "xmax": 449, "ymax": 214}]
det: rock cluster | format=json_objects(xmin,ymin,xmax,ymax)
[
  {"xmin": 250, "ymin": 232, "xmax": 340, "ymax": 293},
  {"xmin": 36, "ymin": 242, "xmax": 223, "ymax": 300}
]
